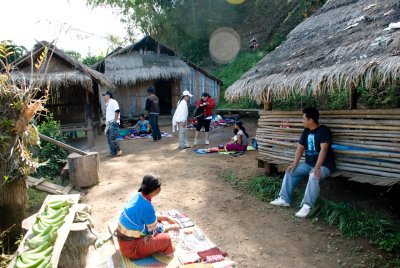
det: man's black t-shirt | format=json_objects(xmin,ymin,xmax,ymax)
[{"xmin": 299, "ymin": 125, "xmax": 335, "ymax": 173}]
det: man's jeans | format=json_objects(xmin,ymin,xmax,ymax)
[
  {"xmin": 107, "ymin": 122, "xmax": 121, "ymax": 155},
  {"xmin": 279, "ymin": 162, "xmax": 331, "ymax": 208},
  {"xmin": 178, "ymin": 123, "xmax": 189, "ymax": 148},
  {"xmin": 149, "ymin": 114, "xmax": 161, "ymax": 140}
]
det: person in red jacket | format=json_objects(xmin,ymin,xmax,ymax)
[{"xmin": 194, "ymin": 92, "xmax": 215, "ymax": 145}]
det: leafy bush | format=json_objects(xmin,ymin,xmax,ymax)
[
  {"xmin": 33, "ymin": 115, "xmax": 67, "ymax": 179},
  {"xmin": 274, "ymin": 91, "xmax": 317, "ymax": 111},
  {"xmin": 358, "ymin": 82, "xmax": 400, "ymax": 109}
]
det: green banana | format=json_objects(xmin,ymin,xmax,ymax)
[
  {"xmin": 40, "ymin": 207, "xmax": 67, "ymax": 220},
  {"xmin": 52, "ymin": 219, "xmax": 65, "ymax": 229},
  {"xmin": 35, "ymin": 255, "xmax": 51, "ymax": 268},
  {"xmin": 45, "ymin": 206, "xmax": 58, "ymax": 215},
  {"xmin": 47, "ymin": 199, "xmax": 72, "ymax": 209},
  {"xmin": 32, "ymin": 222, "xmax": 44, "ymax": 235},
  {"xmin": 22, "ymin": 241, "xmax": 51, "ymax": 254},
  {"xmin": 14, "ymin": 255, "xmax": 46, "ymax": 268},
  {"xmin": 39, "ymin": 212, "xmax": 66, "ymax": 225},
  {"xmin": 33, "ymin": 225, "xmax": 53, "ymax": 238},
  {"xmin": 27, "ymin": 227, "xmax": 56, "ymax": 249},
  {"xmin": 20, "ymin": 246, "xmax": 53, "ymax": 262},
  {"xmin": 37, "ymin": 219, "xmax": 49, "ymax": 230}
]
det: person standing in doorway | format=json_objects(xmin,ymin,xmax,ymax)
[
  {"xmin": 145, "ymin": 86, "xmax": 161, "ymax": 141},
  {"xmin": 172, "ymin": 90, "xmax": 193, "ymax": 149},
  {"xmin": 194, "ymin": 92, "xmax": 215, "ymax": 146},
  {"xmin": 103, "ymin": 91, "xmax": 122, "ymax": 157}
]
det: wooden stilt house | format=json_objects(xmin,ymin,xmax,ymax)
[
  {"xmin": 225, "ymin": 0, "xmax": 400, "ymax": 186},
  {"xmin": 11, "ymin": 41, "xmax": 114, "ymax": 146},
  {"xmin": 93, "ymin": 36, "xmax": 222, "ymax": 118}
]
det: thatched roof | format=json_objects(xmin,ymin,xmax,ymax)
[
  {"xmin": 225, "ymin": 0, "xmax": 400, "ymax": 103},
  {"xmin": 93, "ymin": 36, "xmax": 222, "ymax": 85},
  {"xmin": 11, "ymin": 41, "xmax": 114, "ymax": 91},
  {"xmin": 105, "ymin": 52, "xmax": 191, "ymax": 85}
]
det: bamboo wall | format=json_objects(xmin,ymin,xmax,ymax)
[
  {"xmin": 100, "ymin": 80, "xmax": 181, "ymax": 117},
  {"xmin": 258, "ymin": 109, "xmax": 400, "ymax": 183},
  {"xmin": 181, "ymin": 68, "xmax": 220, "ymax": 107}
]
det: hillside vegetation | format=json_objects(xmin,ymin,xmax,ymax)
[{"xmin": 87, "ymin": 0, "xmax": 326, "ymax": 107}]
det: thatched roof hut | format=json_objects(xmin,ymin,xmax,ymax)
[
  {"xmin": 94, "ymin": 36, "xmax": 222, "ymax": 116},
  {"xmin": 10, "ymin": 41, "xmax": 115, "ymax": 146},
  {"xmin": 225, "ymin": 0, "xmax": 400, "ymax": 103},
  {"xmin": 104, "ymin": 53, "xmax": 191, "ymax": 85},
  {"xmin": 12, "ymin": 41, "xmax": 114, "ymax": 90}
]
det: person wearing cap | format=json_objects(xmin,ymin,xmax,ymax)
[
  {"xmin": 145, "ymin": 87, "xmax": 162, "ymax": 141},
  {"xmin": 172, "ymin": 90, "xmax": 193, "ymax": 149},
  {"xmin": 194, "ymin": 92, "xmax": 215, "ymax": 145},
  {"xmin": 102, "ymin": 91, "xmax": 122, "ymax": 156}
]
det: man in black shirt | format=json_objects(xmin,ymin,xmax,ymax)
[
  {"xmin": 145, "ymin": 87, "xmax": 161, "ymax": 141},
  {"xmin": 270, "ymin": 107, "xmax": 335, "ymax": 218}
]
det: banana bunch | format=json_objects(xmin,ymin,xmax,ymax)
[{"xmin": 14, "ymin": 199, "xmax": 73, "ymax": 268}]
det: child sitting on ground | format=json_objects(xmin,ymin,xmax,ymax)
[{"xmin": 231, "ymin": 128, "xmax": 239, "ymax": 143}]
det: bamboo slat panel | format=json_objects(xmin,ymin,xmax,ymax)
[{"xmin": 257, "ymin": 109, "xmax": 400, "ymax": 186}]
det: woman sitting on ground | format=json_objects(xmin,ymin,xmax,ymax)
[
  {"xmin": 225, "ymin": 121, "xmax": 249, "ymax": 152},
  {"xmin": 116, "ymin": 175, "xmax": 180, "ymax": 259},
  {"xmin": 132, "ymin": 113, "xmax": 151, "ymax": 135}
]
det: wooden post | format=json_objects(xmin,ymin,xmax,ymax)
[
  {"xmin": 67, "ymin": 152, "xmax": 100, "ymax": 188},
  {"xmin": 85, "ymin": 89, "xmax": 94, "ymax": 147},
  {"xmin": 263, "ymin": 93, "xmax": 273, "ymax": 175},
  {"xmin": 349, "ymin": 82, "xmax": 358, "ymax": 109}
]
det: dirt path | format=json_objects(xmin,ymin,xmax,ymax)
[{"xmin": 84, "ymin": 117, "xmax": 378, "ymax": 268}]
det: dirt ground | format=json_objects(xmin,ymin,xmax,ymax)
[{"xmin": 83, "ymin": 116, "xmax": 385, "ymax": 268}]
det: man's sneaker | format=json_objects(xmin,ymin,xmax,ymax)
[
  {"xmin": 116, "ymin": 150, "xmax": 123, "ymax": 156},
  {"xmin": 193, "ymin": 139, "xmax": 199, "ymax": 146},
  {"xmin": 295, "ymin": 204, "xmax": 311, "ymax": 218},
  {"xmin": 205, "ymin": 140, "xmax": 210, "ymax": 145},
  {"xmin": 269, "ymin": 197, "xmax": 290, "ymax": 207}
]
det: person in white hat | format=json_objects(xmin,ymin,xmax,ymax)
[{"xmin": 172, "ymin": 90, "xmax": 193, "ymax": 149}]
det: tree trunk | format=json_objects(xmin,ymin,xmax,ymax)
[{"xmin": 0, "ymin": 176, "xmax": 28, "ymax": 251}]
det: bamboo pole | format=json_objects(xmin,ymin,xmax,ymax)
[
  {"xmin": 39, "ymin": 134, "xmax": 88, "ymax": 156},
  {"xmin": 333, "ymin": 149, "xmax": 400, "ymax": 160},
  {"xmin": 259, "ymin": 122, "xmax": 400, "ymax": 130},
  {"xmin": 336, "ymin": 163, "xmax": 400, "ymax": 179},
  {"xmin": 336, "ymin": 157, "xmax": 398, "ymax": 169},
  {"xmin": 259, "ymin": 109, "xmax": 400, "ymax": 116}
]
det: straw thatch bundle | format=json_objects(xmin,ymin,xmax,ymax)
[
  {"xmin": 104, "ymin": 53, "xmax": 191, "ymax": 85},
  {"xmin": 11, "ymin": 41, "xmax": 114, "ymax": 91},
  {"xmin": 225, "ymin": 0, "xmax": 400, "ymax": 103}
]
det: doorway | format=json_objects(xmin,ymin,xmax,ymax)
[{"xmin": 155, "ymin": 79, "xmax": 172, "ymax": 115}]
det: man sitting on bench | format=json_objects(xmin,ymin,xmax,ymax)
[{"xmin": 270, "ymin": 107, "xmax": 335, "ymax": 218}]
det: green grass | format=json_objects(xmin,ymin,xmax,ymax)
[{"xmin": 219, "ymin": 172, "xmax": 400, "ymax": 265}]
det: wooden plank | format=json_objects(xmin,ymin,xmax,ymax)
[
  {"xmin": 27, "ymin": 176, "xmax": 81, "ymax": 195},
  {"xmin": 33, "ymin": 178, "xmax": 45, "ymax": 187},
  {"xmin": 62, "ymin": 186, "xmax": 72, "ymax": 195}
]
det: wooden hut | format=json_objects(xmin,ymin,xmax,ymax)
[
  {"xmin": 93, "ymin": 36, "xmax": 222, "ymax": 118},
  {"xmin": 11, "ymin": 41, "xmax": 114, "ymax": 146},
  {"xmin": 225, "ymin": 0, "xmax": 400, "ymax": 186}
]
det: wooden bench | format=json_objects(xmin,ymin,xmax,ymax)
[
  {"xmin": 256, "ymin": 109, "xmax": 400, "ymax": 186},
  {"xmin": 60, "ymin": 122, "xmax": 100, "ymax": 147}
]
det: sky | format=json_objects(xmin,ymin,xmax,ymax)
[{"xmin": 1, "ymin": 0, "xmax": 135, "ymax": 57}]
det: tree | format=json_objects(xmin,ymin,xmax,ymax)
[
  {"xmin": 65, "ymin": 50, "xmax": 82, "ymax": 60},
  {"xmin": 0, "ymin": 40, "xmax": 28, "ymax": 63},
  {"xmin": 0, "ymin": 43, "xmax": 48, "ymax": 250}
]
